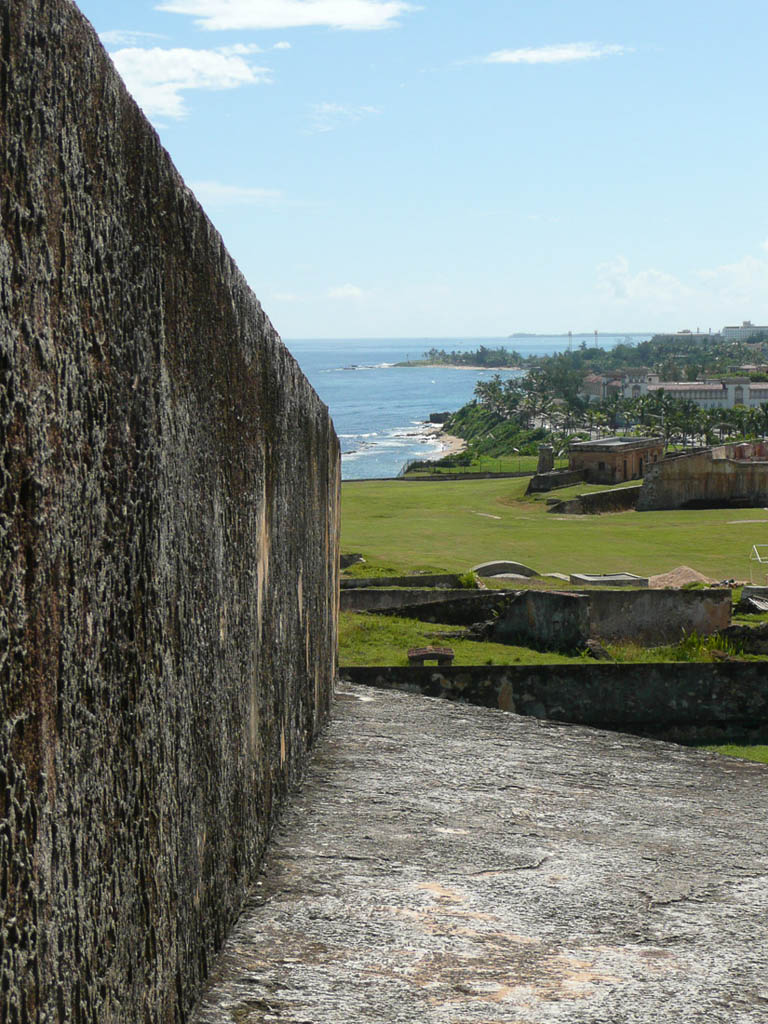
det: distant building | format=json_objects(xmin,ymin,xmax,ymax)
[
  {"xmin": 722, "ymin": 320, "xmax": 768, "ymax": 342},
  {"xmin": 582, "ymin": 368, "xmax": 653, "ymax": 402},
  {"xmin": 629, "ymin": 377, "xmax": 768, "ymax": 410},
  {"xmin": 580, "ymin": 371, "xmax": 768, "ymax": 410},
  {"xmin": 568, "ymin": 437, "xmax": 664, "ymax": 485}
]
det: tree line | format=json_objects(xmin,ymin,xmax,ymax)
[{"xmin": 471, "ymin": 372, "xmax": 768, "ymax": 451}]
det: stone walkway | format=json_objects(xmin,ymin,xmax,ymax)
[{"xmin": 193, "ymin": 685, "xmax": 768, "ymax": 1023}]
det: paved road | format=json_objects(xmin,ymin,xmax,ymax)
[{"xmin": 193, "ymin": 685, "xmax": 768, "ymax": 1023}]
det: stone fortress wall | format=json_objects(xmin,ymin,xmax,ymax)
[
  {"xmin": 638, "ymin": 441, "xmax": 768, "ymax": 510},
  {"xmin": 1, "ymin": 3, "xmax": 340, "ymax": 1022}
]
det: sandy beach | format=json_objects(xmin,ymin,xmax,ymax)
[
  {"xmin": 437, "ymin": 430, "xmax": 468, "ymax": 456},
  {"xmin": 423, "ymin": 423, "xmax": 467, "ymax": 457}
]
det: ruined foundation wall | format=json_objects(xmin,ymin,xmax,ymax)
[
  {"xmin": 550, "ymin": 483, "xmax": 641, "ymax": 515},
  {"xmin": 0, "ymin": 3, "xmax": 340, "ymax": 1022},
  {"xmin": 587, "ymin": 588, "xmax": 731, "ymax": 644},
  {"xmin": 638, "ymin": 450, "xmax": 768, "ymax": 510}
]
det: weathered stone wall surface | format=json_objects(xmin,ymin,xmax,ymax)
[
  {"xmin": 525, "ymin": 468, "xmax": 584, "ymax": 493},
  {"xmin": 0, "ymin": 3, "xmax": 339, "ymax": 1023},
  {"xmin": 587, "ymin": 587, "xmax": 731, "ymax": 644},
  {"xmin": 638, "ymin": 447, "xmax": 768, "ymax": 510},
  {"xmin": 192, "ymin": 685, "xmax": 768, "ymax": 1024},
  {"xmin": 340, "ymin": 573, "xmax": 465, "ymax": 590},
  {"xmin": 549, "ymin": 482, "xmax": 641, "ymax": 514},
  {"xmin": 348, "ymin": 586, "xmax": 730, "ymax": 646},
  {"xmin": 341, "ymin": 662, "xmax": 768, "ymax": 743},
  {"xmin": 492, "ymin": 590, "xmax": 590, "ymax": 650},
  {"xmin": 492, "ymin": 588, "xmax": 730, "ymax": 650},
  {"xmin": 340, "ymin": 588, "xmax": 498, "ymax": 615}
]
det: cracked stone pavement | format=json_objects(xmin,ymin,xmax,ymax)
[{"xmin": 192, "ymin": 684, "xmax": 768, "ymax": 1023}]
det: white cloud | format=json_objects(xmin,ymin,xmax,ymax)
[
  {"xmin": 217, "ymin": 42, "xmax": 263, "ymax": 55},
  {"xmin": 155, "ymin": 0, "xmax": 416, "ymax": 31},
  {"xmin": 761, "ymin": 239, "xmax": 768, "ymax": 253},
  {"xmin": 697, "ymin": 255, "xmax": 768, "ymax": 304},
  {"xmin": 595, "ymin": 246, "xmax": 768, "ymax": 328},
  {"xmin": 189, "ymin": 180, "xmax": 283, "ymax": 204},
  {"xmin": 328, "ymin": 283, "xmax": 366, "ymax": 299},
  {"xmin": 100, "ymin": 30, "xmax": 165, "ymax": 46},
  {"xmin": 109, "ymin": 47, "xmax": 270, "ymax": 118},
  {"xmin": 597, "ymin": 256, "xmax": 691, "ymax": 304},
  {"xmin": 309, "ymin": 101, "xmax": 380, "ymax": 132},
  {"xmin": 484, "ymin": 42, "xmax": 628, "ymax": 65},
  {"xmin": 273, "ymin": 40, "xmax": 292, "ymax": 49}
]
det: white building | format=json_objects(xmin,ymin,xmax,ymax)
[
  {"xmin": 721, "ymin": 320, "xmax": 768, "ymax": 342},
  {"xmin": 623, "ymin": 376, "xmax": 768, "ymax": 410}
]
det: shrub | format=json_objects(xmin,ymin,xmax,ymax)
[{"xmin": 456, "ymin": 571, "xmax": 479, "ymax": 589}]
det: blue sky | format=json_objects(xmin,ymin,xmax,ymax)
[{"xmin": 76, "ymin": 0, "xmax": 768, "ymax": 338}]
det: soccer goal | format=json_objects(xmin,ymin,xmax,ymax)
[{"xmin": 749, "ymin": 545, "xmax": 768, "ymax": 584}]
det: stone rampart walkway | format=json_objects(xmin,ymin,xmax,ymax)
[{"xmin": 193, "ymin": 685, "xmax": 768, "ymax": 1023}]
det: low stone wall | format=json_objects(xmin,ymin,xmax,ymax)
[
  {"xmin": 492, "ymin": 591, "xmax": 590, "ymax": 649},
  {"xmin": 340, "ymin": 574, "xmax": 465, "ymax": 590},
  {"xmin": 492, "ymin": 587, "xmax": 730, "ymax": 647},
  {"xmin": 526, "ymin": 469, "xmax": 585, "ymax": 493},
  {"xmin": 341, "ymin": 589, "xmax": 503, "ymax": 617},
  {"xmin": 400, "ymin": 471, "xmax": 528, "ymax": 482},
  {"xmin": 588, "ymin": 588, "xmax": 732, "ymax": 644},
  {"xmin": 340, "ymin": 664, "xmax": 768, "ymax": 744},
  {"xmin": 549, "ymin": 484, "xmax": 641, "ymax": 514},
  {"xmin": 347, "ymin": 586, "xmax": 731, "ymax": 646},
  {"xmin": 1, "ymin": 4, "xmax": 339, "ymax": 1023}
]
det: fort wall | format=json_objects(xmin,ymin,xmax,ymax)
[
  {"xmin": 0, "ymin": 3, "xmax": 339, "ymax": 1021},
  {"xmin": 341, "ymin": 663, "xmax": 768, "ymax": 744},
  {"xmin": 548, "ymin": 483, "xmax": 641, "ymax": 514},
  {"xmin": 638, "ymin": 443, "xmax": 768, "ymax": 510}
]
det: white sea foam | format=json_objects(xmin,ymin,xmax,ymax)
[
  {"xmin": 335, "ymin": 362, "xmax": 396, "ymax": 372},
  {"xmin": 288, "ymin": 334, "xmax": 650, "ymax": 479}
]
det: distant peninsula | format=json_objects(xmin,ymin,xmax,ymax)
[{"xmin": 395, "ymin": 344, "xmax": 524, "ymax": 369}]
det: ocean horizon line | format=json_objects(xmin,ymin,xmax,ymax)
[{"xmin": 285, "ymin": 332, "xmax": 655, "ymax": 343}]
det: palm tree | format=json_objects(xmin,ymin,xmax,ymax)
[
  {"xmin": 600, "ymin": 392, "xmax": 625, "ymax": 432},
  {"xmin": 754, "ymin": 402, "xmax": 768, "ymax": 439}
]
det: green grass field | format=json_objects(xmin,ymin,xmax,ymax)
[
  {"xmin": 702, "ymin": 746, "xmax": 768, "ymax": 764},
  {"xmin": 339, "ymin": 611, "xmax": 751, "ymax": 667},
  {"xmin": 339, "ymin": 612, "xmax": 588, "ymax": 667},
  {"xmin": 404, "ymin": 454, "xmax": 568, "ymax": 476},
  {"xmin": 342, "ymin": 475, "xmax": 768, "ymax": 581}
]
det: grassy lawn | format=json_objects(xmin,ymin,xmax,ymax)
[
  {"xmin": 701, "ymin": 746, "xmax": 768, "ymax": 765},
  {"xmin": 338, "ymin": 612, "xmax": 588, "ymax": 667},
  {"xmin": 404, "ymin": 455, "xmax": 568, "ymax": 476},
  {"xmin": 341, "ymin": 475, "xmax": 768, "ymax": 581},
  {"xmin": 339, "ymin": 612, "xmax": 752, "ymax": 667}
]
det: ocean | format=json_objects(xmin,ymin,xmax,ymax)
[{"xmin": 285, "ymin": 336, "xmax": 651, "ymax": 480}]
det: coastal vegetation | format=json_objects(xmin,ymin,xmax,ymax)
[
  {"xmin": 395, "ymin": 343, "xmax": 524, "ymax": 368},
  {"xmin": 458, "ymin": 370, "xmax": 768, "ymax": 451},
  {"xmin": 400, "ymin": 332, "xmax": 768, "ymax": 377},
  {"xmin": 402, "ymin": 332, "xmax": 768, "ymax": 476}
]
